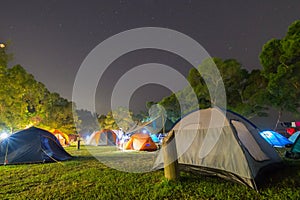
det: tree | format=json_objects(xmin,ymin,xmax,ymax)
[
  {"xmin": 41, "ymin": 92, "xmax": 77, "ymax": 134},
  {"xmin": 75, "ymin": 109, "xmax": 99, "ymax": 134},
  {"xmin": 186, "ymin": 58, "xmax": 267, "ymax": 118},
  {"xmin": 260, "ymin": 20, "xmax": 300, "ymax": 129}
]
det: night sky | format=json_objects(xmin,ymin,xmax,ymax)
[{"xmin": 1, "ymin": 0, "xmax": 300, "ymax": 114}]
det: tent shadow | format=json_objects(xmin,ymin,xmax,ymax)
[{"xmin": 256, "ymin": 160, "xmax": 300, "ymax": 190}]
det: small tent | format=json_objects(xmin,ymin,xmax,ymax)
[
  {"xmin": 259, "ymin": 130, "xmax": 293, "ymax": 148},
  {"xmin": 124, "ymin": 133, "xmax": 157, "ymax": 151},
  {"xmin": 52, "ymin": 129, "xmax": 70, "ymax": 147},
  {"xmin": 290, "ymin": 133, "xmax": 300, "ymax": 153},
  {"xmin": 153, "ymin": 107, "xmax": 282, "ymax": 190},
  {"xmin": 0, "ymin": 127, "xmax": 72, "ymax": 165},
  {"xmin": 86, "ymin": 129, "xmax": 117, "ymax": 146},
  {"xmin": 288, "ymin": 131, "xmax": 300, "ymax": 143},
  {"xmin": 285, "ymin": 133, "xmax": 300, "ymax": 159}
]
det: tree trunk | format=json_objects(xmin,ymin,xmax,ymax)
[{"xmin": 274, "ymin": 109, "xmax": 282, "ymax": 131}]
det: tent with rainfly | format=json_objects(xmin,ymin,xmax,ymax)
[
  {"xmin": 124, "ymin": 133, "xmax": 157, "ymax": 151},
  {"xmin": 86, "ymin": 129, "xmax": 117, "ymax": 146},
  {"xmin": 52, "ymin": 129, "xmax": 70, "ymax": 147},
  {"xmin": 153, "ymin": 107, "xmax": 282, "ymax": 190},
  {"xmin": 0, "ymin": 127, "xmax": 72, "ymax": 165},
  {"xmin": 259, "ymin": 130, "xmax": 293, "ymax": 148}
]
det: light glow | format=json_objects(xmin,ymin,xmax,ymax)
[{"xmin": 0, "ymin": 132, "xmax": 9, "ymax": 140}]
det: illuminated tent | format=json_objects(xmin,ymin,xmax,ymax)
[
  {"xmin": 153, "ymin": 107, "xmax": 282, "ymax": 190},
  {"xmin": 52, "ymin": 129, "xmax": 69, "ymax": 147},
  {"xmin": 0, "ymin": 127, "xmax": 72, "ymax": 165},
  {"xmin": 124, "ymin": 133, "xmax": 157, "ymax": 151},
  {"xmin": 259, "ymin": 130, "xmax": 293, "ymax": 148},
  {"xmin": 86, "ymin": 129, "xmax": 117, "ymax": 146}
]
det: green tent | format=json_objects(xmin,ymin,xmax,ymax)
[
  {"xmin": 291, "ymin": 134, "xmax": 300, "ymax": 153},
  {"xmin": 285, "ymin": 133, "xmax": 300, "ymax": 159}
]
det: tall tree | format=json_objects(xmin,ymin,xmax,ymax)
[{"xmin": 260, "ymin": 20, "xmax": 300, "ymax": 129}]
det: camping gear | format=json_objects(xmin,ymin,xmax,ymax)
[
  {"xmin": 0, "ymin": 127, "xmax": 72, "ymax": 165},
  {"xmin": 124, "ymin": 133, "xmax": 157, "ymax": 151},
  {"xmin": 86, "ymin": 129, "xmax": 117, "ymax": 146},
  {"xmin": 153, "ymin": 107, "xmax": 282, "ymax": 190},
  {"xmin": 287, "ymin": 127, "xmax": 296, "ymax": 135},
  {"xmin": 288, "ymin": 131, "xmax": 300, "ymax": 143},
  {"xmin": 259, "ymin": 130, "xmax": 293, "ymax": 148}
]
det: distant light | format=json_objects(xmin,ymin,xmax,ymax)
[
  {"xmin": 142, "ymin": 129, "xmax": 147, "ymax": 134},
  {"xmin": 0, "ymin": 132, "xmax": 9, "ymax": 140},
  {"xmin": 0, "ymin": 43, "xmax": 5, "ymax": 48}
]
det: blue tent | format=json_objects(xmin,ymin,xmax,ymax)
[
  {"xmin": 288, "ymin": 131, "xmax": 300, "ymax": 143},
  {"xmin": 259, "ymin": 130, "xmax": 293, "ymax": 148},
  {"xmin": 0, "ymin": 127, "xmax": 72, "ymax": 165}
]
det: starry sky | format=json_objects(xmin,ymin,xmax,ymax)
[{"xmin": 1, "ymin": 0, "xmax": 300, "ymax": 114}]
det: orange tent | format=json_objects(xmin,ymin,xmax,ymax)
[
  {"xmin": 124, "ymin": 133, "xmax": 157, "ymax": 151},
  {"xmin": 52, "ymin": 129, "xmax": 69, "ymax": 147},
  {"xmin": 87, "ymin": 129, "xmax": 117, "ymax": 146}
]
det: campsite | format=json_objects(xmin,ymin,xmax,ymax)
[
  {"xmin": 1, "ymin": 108, "xmax": 300, "ymax": 199},
  {"xmin": 1, "ymin": 1, "xmax": 300, "ymax": 199}
]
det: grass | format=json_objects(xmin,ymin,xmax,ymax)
[{"xmin": 0, "ymin": 145, "xmax": 299, "ymax": 199}]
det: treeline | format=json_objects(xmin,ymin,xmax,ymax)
[
  {"xmin": 156, "ymin": 20, "xmax": 300, "ymax": 128},
  {"xmin": 1, "ymin": 20, "xmax": 299, "ymax": 134}
]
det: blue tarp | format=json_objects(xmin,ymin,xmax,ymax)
[{"xmin": 260, "ymin": 130, "xmax": 293, "ymax": 148}]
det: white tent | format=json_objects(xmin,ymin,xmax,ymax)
[{"xmin": 154, "ymin": 107, "xmax": 282, "ymax": 190}]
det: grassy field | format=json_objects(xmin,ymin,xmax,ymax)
[{"xmin": 0, "ymin": 145, "xmax": 300, "ymax": 200}]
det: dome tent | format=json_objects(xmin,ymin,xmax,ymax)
[
  {"xmin": 124, "ymin": 133, "xmax": 157, "ymax": 151},
  {"xmin": 86, "ymin": 129, "xmax": 117, "ymax": 146},
  {"xmin": 0, "ymin": 127, "xmax": 72, "ymax": 165},
  {"xmin": 52, "ymin": 129, "xmax": 70, "ymax": 147},
  {"xmin": 153, "ymin": 107, "xmax": 282, "ymax": 190}
]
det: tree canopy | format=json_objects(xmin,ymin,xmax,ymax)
[
  {"xmin": 260, "ymin": 20, "xmax": 300, "ymax": 128},
  {"xmin": 0, "ymin": 44, "xmax": 77, "ymax": 134}
]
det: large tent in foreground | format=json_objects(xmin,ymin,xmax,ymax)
[
  {"xmin": 0, "ymin": 127, "xmax": 72, "ymax": 165},
  {"xmin": 154, "ymin": 107, "xmax": 282, "ymax": 190}
]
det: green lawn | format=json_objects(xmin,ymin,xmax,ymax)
[{"xmin": 0, "ymin": 145, "xmax": 300, "ymax": 200}]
